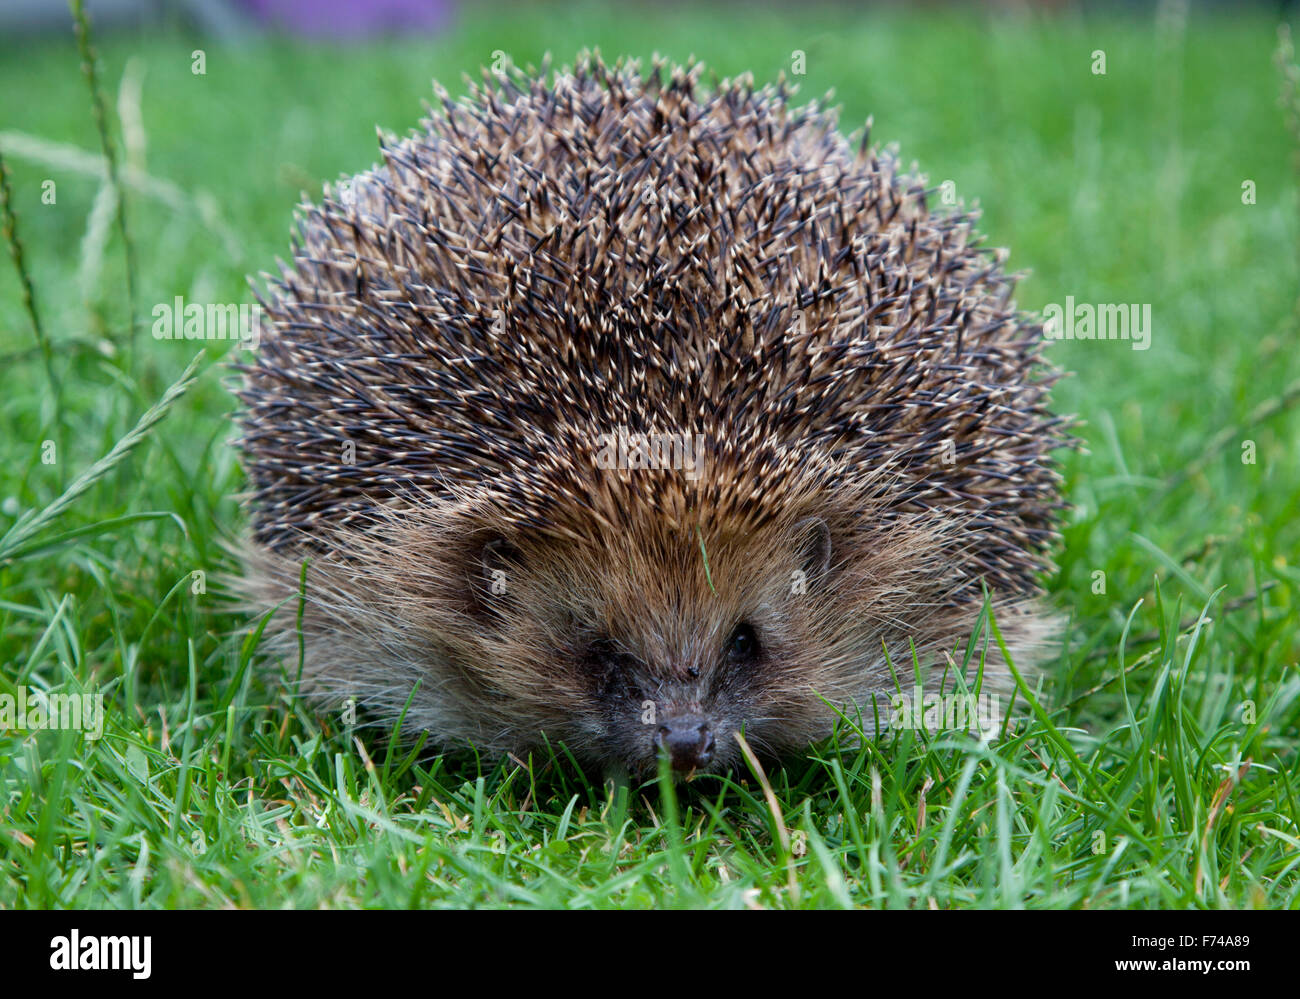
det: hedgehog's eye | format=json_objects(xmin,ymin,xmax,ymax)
[
  {"xmin": 726, "ymin": 623, "xmax": 759, "ymax": 663},
  {"xmin": 584, "ymin": 638, "xmax": 642, "ymax": 699},
  {"xmin": 586, "ymin": 637, "xmax": 641, "ymax": 674}
]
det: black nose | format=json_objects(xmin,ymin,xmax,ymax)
[{"xmin": 657, "ymin": 716, "xmax": 716, "ymax": 774}]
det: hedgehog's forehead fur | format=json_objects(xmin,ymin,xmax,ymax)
[{"xmin": 236, "ymin": 53, "xmax": 1067, "ymax": 775}]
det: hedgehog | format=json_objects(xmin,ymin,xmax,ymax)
[{"xmin": 234, "ymin": 54, "xmax": 1069, "ymax": 779}]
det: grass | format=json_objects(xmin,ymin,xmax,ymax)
[{"xmin": 0, "ymin": 1, "xmax": 1298, "ymax": 909}]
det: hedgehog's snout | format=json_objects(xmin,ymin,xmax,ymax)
[{"xmin": 656, "ymin": 714, "xmax": 716, "ymax": 774}]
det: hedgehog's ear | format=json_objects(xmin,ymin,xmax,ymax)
[
  {"xmin": 468, "ymin": 534, "xmax": 524, "ymax": 620},
  {"xmin": 793, "ymin": 516, "xmax": 832, "ymax": 583}
]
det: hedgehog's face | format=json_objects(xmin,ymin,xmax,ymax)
[{"xmin": 469, "ymin": 513, "xmax": 851, "ymax": 778}]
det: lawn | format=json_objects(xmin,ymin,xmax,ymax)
[{"xmin": 0, "ymin": 1, "xmax": 1297, "ymax": 909}]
